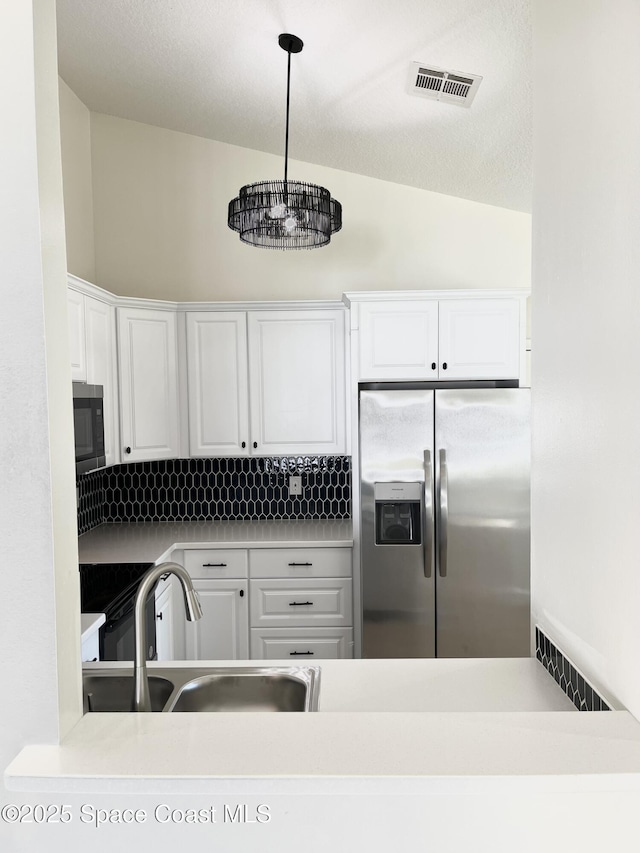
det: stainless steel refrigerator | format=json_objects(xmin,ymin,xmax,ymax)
[{"xmin": 360, "ymin": 385, "xmax": 530, "ymax": 658}]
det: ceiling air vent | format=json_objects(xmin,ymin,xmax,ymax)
[{"xmin": 407, "ymin": 62, "xmax": 482, "ymax": 107}]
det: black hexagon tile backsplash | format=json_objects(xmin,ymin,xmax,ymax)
[
  {"xmin": 77, "ymin": 456, "xmax": 351, "ymax": 535},
  {"xmin": 535, "ymin": 626, "xmax": 610, "ymax": 711}
]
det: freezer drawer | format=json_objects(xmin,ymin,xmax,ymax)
[{"xmin": 249, "ymin": 578, "xmax": 353, "ymax": 627}]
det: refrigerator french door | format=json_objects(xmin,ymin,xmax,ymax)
[{"xmin": 360, "ymin": 386, "xmax": 530, "ymax": 658}]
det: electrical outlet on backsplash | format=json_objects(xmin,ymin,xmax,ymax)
[{"xmin": 77, "ymin": 456, "xmax": 351, "ymax": 536}]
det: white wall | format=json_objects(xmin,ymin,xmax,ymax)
[
  {"xmin": 58, "ymin": 77, "xmax": 95, "ymax": 282},
  {"xmin": 34, "ymin": 0, "xmax": 83, "ymax": 740},
  {"xmin": 531, "ymin": 0, "xmax": 640, "ymax": 715},
  {"xmin": 0, "ymin": 0, "xmax": 60, "ymax": 774},
  {"xmin": 88, "ymin": 112, "xmax": 531, "ymax": 301},
  {"xmin": 0, "ymin": 0, "xmax": 80, "ymax": 840}
]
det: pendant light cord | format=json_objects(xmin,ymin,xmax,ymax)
[{"xmin": 284, "ymin": 46, "xmax": 291, "ymax": 201}]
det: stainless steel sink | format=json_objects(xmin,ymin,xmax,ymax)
[
  {"xmin": 83, "ymin": 674, "xmax": 175, "ymax": 712},
  {"xmin": 167, "ymin": 668, "xmax": 318, "ymax": 712},
  {"xmin": 82, "ymin": 666, "xmax": 320, "ymax": 713}
]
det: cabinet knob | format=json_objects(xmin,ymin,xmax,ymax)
[
  {"xmin": 125, "ymin": 446, "xmax": 131, "ymax": 454},
  {"xmin": 431, "ymin": 362, "xmax": 436, "ymax": 370},
  {"xmin": 442, "ymin": 362, "xmax": 448, "ymax": 370},
  {"xmin": 253, "ymin": 442, "xmax": 258, "ymax": 449},
  {"xmin": 156, "ymin": 612, "xmax": 163, "ymax": 621},
  {"xmin": 241, "ymin": 441, "xmax": 246, "ymax": 448},
  {"xmin": 239, "ymin": 589, "xmax": 245, "ymax": 597}
]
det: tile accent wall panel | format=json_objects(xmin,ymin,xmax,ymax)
[{"xmin": 535, "ymin": 626, "xmax": 611, "ymax": 711}]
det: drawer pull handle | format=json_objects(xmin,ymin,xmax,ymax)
[
  {"xmin": 288, "ymin": 562, "xmax": 313, "ymax": 567},
  {"xmin": 289, "ymin": 600, "xmax": 314, "ymax": 607},
  {"xmin": 202, "ymin": 563, "xmax": 227, "ymax": 567},
  {"xmin": 289, "ymin": 650, "xmax": 314, "ymax": 656}
]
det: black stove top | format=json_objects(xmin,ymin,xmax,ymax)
[{"xmin": 79, "ymin": 563, "xmax": 154, "ymax": 615}]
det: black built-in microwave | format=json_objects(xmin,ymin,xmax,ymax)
[{"xmin": 73, "ymin": 382, "xmax": 105, "ymax": 475}]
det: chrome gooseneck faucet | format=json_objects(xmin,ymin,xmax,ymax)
[{"xmin": 133, "ymin": 562, "xmax": 203, "ymax": 712}]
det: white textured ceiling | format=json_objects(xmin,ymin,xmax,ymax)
[{"xmin": 55, "ymin": 0, "xmax": 532, "ymax": 212}]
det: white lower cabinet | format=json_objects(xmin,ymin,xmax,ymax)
[
  {"xmin": 181, "ymin": 550, "xmax": 249, "ymax": 661},
  {"xmin": 171, "ymin": 545, "xmax": 354, "ymax": 661},
  {"xmin": 250, "ymin": 628, "xmax": 353, "ymax": 660},
  {"xmin": 248, "ymin": 547, "xmax": 353, "ymax": 660},
  {"xmin": 155, "ymin": 575, "xmax": 184, "ymax": 661},
  {"xmin": 185, "ymin": 579, "xmax": 249, "ymax": 661}
]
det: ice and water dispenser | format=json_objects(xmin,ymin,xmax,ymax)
[{"xmin": 374, "ymin": 482, "xmax": 422, "ymax": 545}]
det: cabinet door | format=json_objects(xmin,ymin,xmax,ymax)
[
  {"xmin": 155, "ymin": 583, "xmax": 175, "ymax": 662},
  {"xmin": 185, "ymin": 312, "xmax": 249, "ymax": 456},
  {"xmin": 358, "ymin": 300, "xmax": 439, "ymax": 380},
  {"xmin": 248, "ymin": 310, "xmax": 346, "ymax": 455},
  {"xmin": 438, "ymin": 299, "xmax": 521, "ymax": 380},
  {"xmin": 85, "ymin": 296, "xmax": 119, "ymax": 466},
  {"xmin": 67, "ymin": 289, "xmax": 87, "ymax": 381},
  {"xmin": 185, "ymin": 579, "xmax": 249, "ymax": 661},
  {"xmin": 117, "ymin": 307, "xmax": 180, "ymax": 462}
]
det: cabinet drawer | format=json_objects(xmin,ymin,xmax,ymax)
[
  {"xmin": 249, "ymin": 547, "xmax": 352, "ymax": 579},
  {"xmin": 183, "ymin": 549, "xmax": 248, "ymax": 579},
  {"xmin": 250, "ymin": 628, "xmax": 354, "ymax": 660},
  {"xmin": 249, "ymin": 578, "xmax": 352, "ymax": 627}
]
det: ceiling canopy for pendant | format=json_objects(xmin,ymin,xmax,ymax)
[{"xmin": 227, "ymin": 34, "xmax": 342, "ymax": 250}]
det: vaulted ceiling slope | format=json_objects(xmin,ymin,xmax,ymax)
[{"xmin": 56, "ymin": 0, "xmax": 532, "ymax": 213}]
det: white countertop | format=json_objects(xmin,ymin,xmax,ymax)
[
  {"xmin": 78, "ymin": 519, "xmax": 353, "ymax": 564},
  {"xmin": 10, "ymin": 657, "xmax": 640, "ymax": 795},
  {"xmin": 316, "ymin": 658, "xmax": 577, "ymax": 711},
  {"xmin": 8, "ymin": 708, "xmax": 640, "ymax": 794}
]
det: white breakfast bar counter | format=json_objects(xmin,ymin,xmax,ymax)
[{"xmin": 6, "ymin": 520, "xmax": 640, "ymax": 794}]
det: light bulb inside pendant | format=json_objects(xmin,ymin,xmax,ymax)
[
  {"xmin": 269, "ymin": 202, "xmax": 287, "ymax": 220},
  {"xmin": 283, "ymin": 213, "xmax": 298, "ymax": 232}
]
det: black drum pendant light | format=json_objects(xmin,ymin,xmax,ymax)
[{"xmin": 228, "ymin": 34, "xmax": 342, "ymax": 249}]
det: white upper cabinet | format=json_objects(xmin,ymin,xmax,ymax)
[
  {"xmin": 67, "ymin": 289, "xmax": 87, "ymax": 382},
  {"xmin": 186, "ymin": 308, "xmax": 347, "ymax": 457},
  {"xmin": 438, "ymin": 298, "xmax": 521, "ymax": 380},
  {"xmin": 248, "ymin": 310, "xmax": 346, "ymax": 455},
  {"xmin": 358, "ymin": 300, "xmax": 439, "ymax": 380},
  {"xmin": 347, "ymin": 292, "xmax": 527, "ymax": 383},
  {"xmin": 67, "ymin": 284, "xmax": 120, "ymax": 467},
  {"xmin": 186, "ymin": 312, "xmax": 249, "ymax": 456},
  {"xmin": 84, "ymin": 295, "xmax": 119, "ymax": 466},
  {"xmin": 117, "ymin": 306, "xmax": 180, "ymax": 462}
]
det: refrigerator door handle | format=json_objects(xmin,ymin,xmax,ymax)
[
  {"xmin": 423, "ymin": 449, "xmax": 433, "ymax": 578},
  {"xmin": 438, "ymin": 448, "xmax": 449, "ymax": 577}
]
